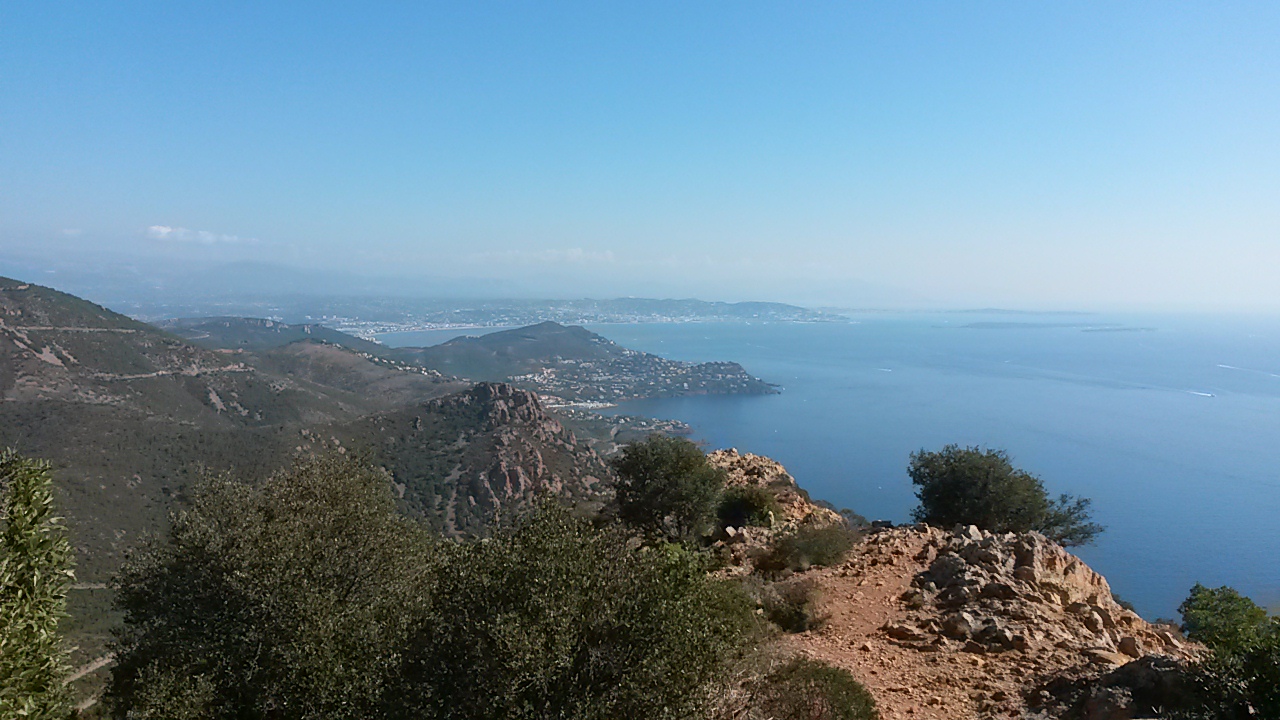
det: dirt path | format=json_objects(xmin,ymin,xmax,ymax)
[{"xmin": 779, "ymin": 530, "xmax": 998, "ymax": 719}]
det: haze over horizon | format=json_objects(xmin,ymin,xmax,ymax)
[{"xmin": 3, "ymin": 3, "xmax": 1279, "ymax": 312}]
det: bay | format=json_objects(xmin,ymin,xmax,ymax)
[
  {"xmin": 381, "ymin": 312, "xmax": 1280, "ymax": 618},
  {"xmin": 588, "ymin": 314, "xmax": 1280, "ymax": 619}
]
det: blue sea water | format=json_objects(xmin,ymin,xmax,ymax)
[{"xmin": 382, "ymin": 314, "xmax": 1280, "ymax": 618}]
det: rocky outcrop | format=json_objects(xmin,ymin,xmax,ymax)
[
  {"xmin": 705, "ymin": 449, "xmax": 847, "ymax": 575},
  {"xmin": 707, "ymin": 448, "xmax": 842, "ymax": 525},
  {"xmin": 891, "ymin": 525, "xmax": 1188, "ymax": 664},
  {"xmin": 426, "ymin": 382, "xmax": 559, "ymax": 432},
  {"xmin": 771, "ymin": 524, "xmax": 1201, "ymax": 719},
  {"xmin": 368, "ymin": 382, "xmax": 614, "ymax": 535}
]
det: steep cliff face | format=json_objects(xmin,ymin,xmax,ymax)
[{"xmin": 340, "ymin": 383, "xmax": 614, "ymax": 536}]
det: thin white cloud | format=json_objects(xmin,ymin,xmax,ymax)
[
  {"xmin": 147, "ymin": 225, "xmax": 256, "ymax": 245},
  {"xmin": 466, "ymin": 247, "xmax": 616, "ymax": 265}
]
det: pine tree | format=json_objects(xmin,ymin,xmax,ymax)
[{"xmin": 0, "ymin": 450, "xmax": 75, "ymax": 719}]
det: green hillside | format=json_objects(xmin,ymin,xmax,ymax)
[{"xmin": 0, "ymin": 279, "xmax": 605, "ymax": 580}]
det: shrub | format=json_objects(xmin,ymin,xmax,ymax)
[
  {"xmin": 757, "ymin": 522, "xmax": 856, "ymax": 576},
  {"xmin": 751, "ymin": 658, "xmax": 878, "ymax": 720},
  {"xmin": 390, "ymin": 502, "xmax": 758, "ymax": 720},
  {"xmin": 908, "ymin": 445, "xmax": 1103, "ymax": 546},
  {"xmin": 1173, "ymin": 584, "xmax": 1280, "ymax": 718},
  {"xmin": 0, "ymin": 450, "xmax": 74, "ymax": 720},
  {"xmin": 718, "ymin": 485, "xmax": 781, "ymax": 529},
  {"xmin": 107, "ymin": 456, "xmax": 438, "ymax": 720},
  {"xmin": 108, "ymin": 455, "xmax": 760, "ymax": 720},
  {"xmin": 760, "ymin": 579, "xmax": 824, "ymax": 633},
  {"xmin": 610, "ymin": 435, "xmax": 726, "ymax": 542}
]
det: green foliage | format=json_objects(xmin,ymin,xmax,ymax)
[
  {"xmin": 392, "ymin": 502, "xmax": 757, "ymax": 720},
  {"xmin": 610, "ymin": 435, "xmax": 726, "ymax": 542},
  {"xmin": 750, "ymin": 658, "xmax": 879, "ymax": 720},
  {"xmin": 1173, "ymin": 584, "xmax": 1280, "ymax": 719},
  {"xmin": 109, "ymin": 458, "xmax": 757, "ymax": 720},
  {"xmin": 757, "ymin": 522, "xmax": 857, "ymax": 575},
  {"xmin": 908, "ymin": 445, "xmax": 1103, "ymax": 547},
  {"xmin": 1180, "ymin": 584, "xmax": 1270, "ymax": 652},
  {"xmin": 718, "ymin": 485, "xmax": 781, "ymax": 529},
  {"xmin": 0, "ymin": 450, "xmax": 75, "ymax": 720},
  {"xmin": 107, "ymin": 455, "xmax": 438, "ymax": 720}
]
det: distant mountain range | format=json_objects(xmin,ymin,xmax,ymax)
[{"xmin": 133, "ymin": 294, "xmax": 849, "ymax": 329}]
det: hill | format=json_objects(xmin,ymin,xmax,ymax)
[
  {"xmin": 394, "ymin": 321, "xmax": 777, "ymax": 404},
  {"xmin": 0, "ymin": 278, "xmax": 600, "ymax": 581},
  {"xmin": 330, "ymin": 382, "xmax": 612, "ymax": 536}
]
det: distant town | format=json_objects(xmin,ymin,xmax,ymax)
[{"xmin": 123, "ymin": 296, "xmax": 850, "ymax": 334}]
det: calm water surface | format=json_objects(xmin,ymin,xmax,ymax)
[{"xmin": 384, "ymin": 314, "xmax": 1280, "ymax": 618}]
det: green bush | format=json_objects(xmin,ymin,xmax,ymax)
[
  {"xmin": 391, "ymin": 502, "xmax": 758, "ymax": 720},
  {"xmin": 908, "ymin": 445, "xmax": 1103, "ymax": 547},
  {"xmin": 1173, "ymin": 584, "xmax": 1280, "ymax": 719},
  {"xmin": 610, "ymin": 435, "xmax": 726, "ymax": 543},
  {"xmin": 757, "ymin": 522, "xmax": 856, "ymax": 575},
  {"xmin": 108, "ymin": 456, "xmax": 758, "ymax": 720},
  {"xmin": 718, "ymin": 485, "xmax": 781, "ymax": 529},
  {"xmin": 0, "ymin": 450, "xmax": 74, "ymax": 720},
  {"xmin": 751, "ymin": 658, "xmax": 878, "ymax": 720},
  {"xmin": 761, "ymin": 579, "xmax": 824, "ymax": 633},
  {"xmin": 107, "ymin": 456, "xmax": 438, "ymax": 720}
]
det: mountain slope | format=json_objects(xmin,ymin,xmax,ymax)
[
  {"xmin": 0, "ymin": 278, "xmax": 605, "ymax": 581},
  {"xmin": 333, "ymin": 383, "xmax": 612, "ymax": 536}
]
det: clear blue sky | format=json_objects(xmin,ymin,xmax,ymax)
[{"xmin": 2, "ymin": 2, "xmax": 1278, "ymax": 309}]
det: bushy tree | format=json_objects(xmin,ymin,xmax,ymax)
[
  {"xmin": 908, "ymin": 445, "xmax": 1102, "ymax": 546},
  {"xmin": 610, "ymin": 435, "xmax": 726, "ymax": 542},
  {"xmin": 0, "ymin": 450, "xmax": 74, "ymax": 720},
  {"xmin": 1175, "ymin": 584, "xmax": 1280, "ymax": 718},
  {"xmin": 391, "ymin": 502, "xmax": 757, "ymax": 720},
  {"xmin": 107, "ymin": 456, "xmax": 438, "ymax": 720}
]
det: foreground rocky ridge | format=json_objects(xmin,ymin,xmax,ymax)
[
  {"xmin": 706, "ymin": 450, "xmax": 1200, "ymax": 719},
  {"xmin": 779, "ymin": 525, "xmax": 1199, "ymax": 719}
]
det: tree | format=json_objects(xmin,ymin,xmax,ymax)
[
  {"xmin": 908, "ymin": 445, "xmax": 1103, "ymax": 546},
  {"xmin": 610, "ymin": 435, "xmax": 726, "ymax": 542},
  {"xmin": 107, "ymin": 455, "xmax": 438, "ymax": 720},
  {"xmin": 0, "ymin": 450, "xmax": 75, "ymax": 720},
  {"xmin": 391, "ymin": 501, "xmax": 757, "ymax": 720}
]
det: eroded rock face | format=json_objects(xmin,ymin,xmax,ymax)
[
  {"xmin": 784, "ymin": 525, "xmax": 1202, "ymax": 719},
  {"xmin": 887, "ymin": 525, "xmax": 1189, "ymax": 663}
]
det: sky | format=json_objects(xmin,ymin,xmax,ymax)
[{"xmin": 2, "ymin": 2, "xmax": 1279, "ymax": 310}]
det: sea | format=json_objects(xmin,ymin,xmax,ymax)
[{"xmin": 379, "ymin": 313, "xmax": 1280, "ymax": 619}]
